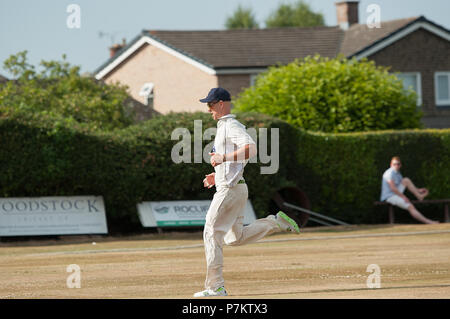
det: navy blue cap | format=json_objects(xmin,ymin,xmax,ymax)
[{"xmin": 199, "ymin": 87, "xmax": 231, "ymax": 103}]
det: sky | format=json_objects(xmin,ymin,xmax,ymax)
[{"xmin": 1, "ymin": 0, "xmax": 449, "ymax": 78}]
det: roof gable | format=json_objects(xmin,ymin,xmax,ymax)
[
  {"xmin": 341, "ymin": 16, "xmax": 450, "ymax": 58},
  {"xmin": 94, "ymin": 33, "xmax": 217, "ymax": 80},
  {"xmin": 340, "ymin": 17, "xmax": 418, "ymax": 57}
]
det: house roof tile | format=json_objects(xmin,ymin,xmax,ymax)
[{"xmin": 145, "ymin": 27, "xmax": 344, "ymax": 69}]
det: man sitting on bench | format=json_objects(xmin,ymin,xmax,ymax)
[{"xmin": 380, "ymin": 156, "xmax": 439, "ymax": 224}]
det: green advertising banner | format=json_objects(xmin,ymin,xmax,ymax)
[{"xmin": 137, "ymin": 200, "xmax": 256, "ymax": 228}]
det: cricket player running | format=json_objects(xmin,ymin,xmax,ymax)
[{"xmin": 194, "ymin": 87, "xmax": 300, "ymax": 297}]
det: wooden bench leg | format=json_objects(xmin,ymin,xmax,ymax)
[
  {"xmin": 445, "ymin": 204, "xmax": 449, "ymax": 223},
  {"xmin": 389, "ymin": 205, "xmax": 394, "ymax": 224}
]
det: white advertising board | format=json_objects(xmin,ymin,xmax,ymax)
[
  {"xmin": 137, "ymin": 200, "xmax": 257, "ymax": 227},
  {"xmin": 0, "ymin": 196, "xmax": 108, "ymax": 236}
]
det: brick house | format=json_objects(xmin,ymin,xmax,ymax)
[{"xmin": 94, "ymin": 1, "xmax": 450, "ymax": 128}]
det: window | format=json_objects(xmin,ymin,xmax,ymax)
[
  {"xmin": 139, "ymin": 82, "xmax": 154, "ymax": 108},
  {"xmin": 250, "ymin": 73, "xmax": 261, "ymax": 87},
  {"xmin": 396, "ymin": 73, "xmax": 422, "ymax": 106},
  {"xmin": 435, "ymin": 72, "xmax": 450, "ymax": 106}
]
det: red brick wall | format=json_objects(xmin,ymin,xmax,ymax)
[
  {"xmin": 217, "ymin": 74, "xmax": 251, "ymax": 101},
  {"xmin": 368, "ymin": 28, "xmax": 450, "ymax": 128}
]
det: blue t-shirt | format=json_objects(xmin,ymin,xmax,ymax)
[{"xmin": 380, "ymin": 167, "xmax": 403, "ymax": 201}]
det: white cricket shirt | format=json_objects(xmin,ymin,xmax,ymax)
[{"xmin": 213, "ymin": 114, "xmax": 256, "ymax": 188}]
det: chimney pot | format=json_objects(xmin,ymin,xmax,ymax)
[{"xmin": 109, "ymin": 39, "xmax": 127, "ymax": 58}]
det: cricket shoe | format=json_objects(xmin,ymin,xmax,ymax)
[
  {"xmin": 276, "ymin": 211, "xmax": 300, "ymax": 234},
  {"xmin": 193, "ymin": 286, "xmax": 228, "ymax": 297}
]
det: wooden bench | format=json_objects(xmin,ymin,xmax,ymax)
[{"xmin": 374, "ymin": 199, "xmax": 450, "ymax": 224}]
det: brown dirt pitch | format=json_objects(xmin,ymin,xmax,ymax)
[{"xmin": 1, "ymin": 224, "xmax": 449, "ymax": 299}]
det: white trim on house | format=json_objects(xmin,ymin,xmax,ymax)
[
  {"xmin": 95, "ymin": 36, "xmax": 217, "ymax": 80},
  {"xmin": 434, "ymin": 72, "xmax": 450, "ymax": 106},
  {"xmin": 354, "ymin": 21, "xmax": 450, "ymax": 59},
  {"xmin": 396, "ymin": 72, "xmax": 422, "ymax": 106}
]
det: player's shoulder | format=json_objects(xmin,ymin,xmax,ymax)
[{"xmin": 227, "ymin": 116, "xmax": 246, "ymax": 129}]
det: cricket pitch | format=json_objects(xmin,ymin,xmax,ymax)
[{"xmin": 1, "ymin": 224, "xmax": 449, "ymax": 299}]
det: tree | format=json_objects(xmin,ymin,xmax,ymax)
[
  {"xmin": 265, "ymin": 0, "xmax": 325, "ymax": 28},
  {"xmin": 225, "ymin": 5, "xmax": 259, "ymax": 29},
  {"xmin": 0, "ymin": 51, "xmax": 133, "ymax": 130},
  {"xmin": 233, "ymin": 55, "xmax": 422, "ymax": 133}
]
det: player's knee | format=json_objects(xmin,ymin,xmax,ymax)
[
  {"xmin": 204, "ymin": 221, "xmax": 221, "ymax": 233},
  {"xmin": 203, "ymin": 225, "xmax": 214, "ymax": 240},
  {"xmin": 224, "ymin": 240, "xmax": 236, "ymax": 246},
  {"xmin": 402, "ymin": 177, "xmax": 411, "ymax": 185},
  {"xmin": 224, "ymin": 238, "xmax": 240, "ymax": 246},
  {"xmin": 204, "ymin": 225, "xmax": 227, "ymax": 244}
]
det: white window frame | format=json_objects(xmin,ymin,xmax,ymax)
[
  {"xmin": 434, "ymin": 72, "xmax": 450, "ymax": 106},
  {"xmin": 139, "ymin": 82, "xmax": 154, "ymax": 107},
  {"xmin": 250, "ymin": 73, "xmax": 263, "ymax": 87},
  {"xmin": 397, "ymin": 72, "xmax": 422, "ymax": 106}
]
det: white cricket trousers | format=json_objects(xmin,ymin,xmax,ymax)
[{"xmin": 203, "ymin": 183, "xmax": 280, "ymax": 290}]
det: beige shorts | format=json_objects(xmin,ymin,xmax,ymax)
[{"xmin": 386, "ymin": 184, "xmax": 411, "ymax": 210}]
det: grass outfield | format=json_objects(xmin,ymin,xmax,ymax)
[{"xmin": 0, "ymin": 224, "xmax": 449, "ymax": 299}]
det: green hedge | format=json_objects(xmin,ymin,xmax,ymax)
[
  {"xmin": 0, "ymin": 111, "xmax": 299, "ymax": 232},
  {"xmin": 1, "ymin": 111, "xmax": 449, "ymax": 232},
  {"xmin": 296, "ymin": 129, "xmax": 450, "ymax": 224}
]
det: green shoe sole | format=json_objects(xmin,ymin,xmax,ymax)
[{"xmin": 278, "ymin": 211, "xmax": 300, "ymax": 233}]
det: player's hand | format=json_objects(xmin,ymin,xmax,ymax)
[
  {"xmin": 203, "ymin": 173, "xmax": 215, "ymax": 188},
  {"xmin": 402, "ymin": 195, "xmax": 410, "ymax": 203},
  {"xmin": 209, "ymin": 152, "xmax": 224, "ymax": 167}
]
